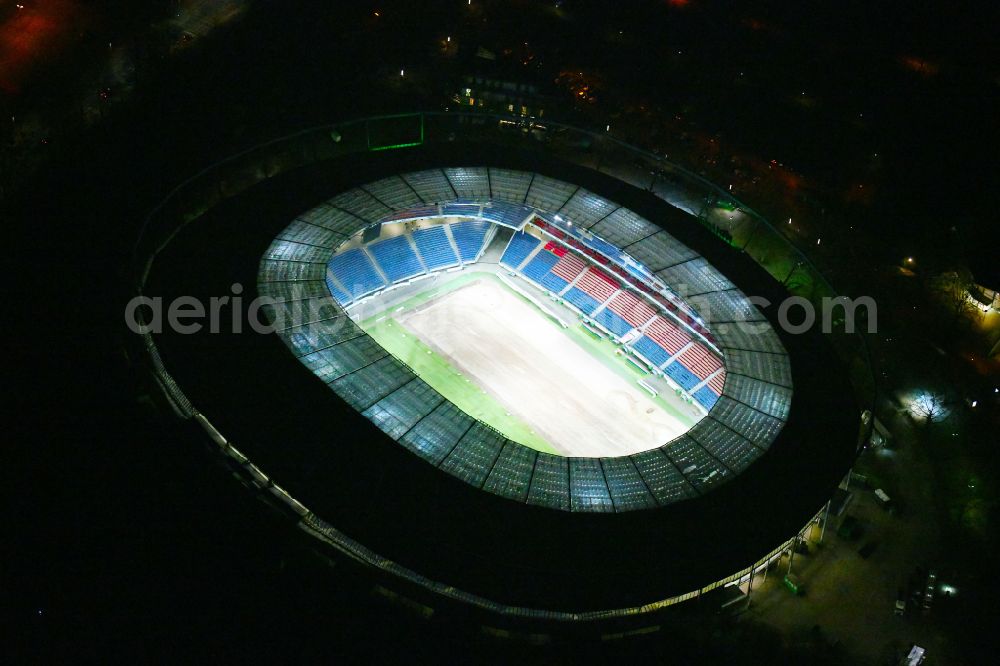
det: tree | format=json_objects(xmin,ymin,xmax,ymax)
[
  {"xmin": 928, "ymin": 269, "xmax": 981, "ymax": 330},
  {"xmin": 908, "ymin": 389, "xmax": 953, "ymax": 423}
]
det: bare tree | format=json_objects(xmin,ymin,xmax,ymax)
[
  {"xmin": 908, "ymin": 390, "xmax": 952, "ymax": 423},
  {"xmin": 929, "ymin": 269, "xmax": 981, "ymax": 330}
]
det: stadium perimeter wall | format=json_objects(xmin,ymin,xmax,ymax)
[{"xmin": 133, "ymin": 114, "xmax": 871, "ymax": 620}]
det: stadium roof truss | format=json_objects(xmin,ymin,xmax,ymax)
[{"xmin": 258, "ymin": 168, "xmax": 793, "ymax": 513}]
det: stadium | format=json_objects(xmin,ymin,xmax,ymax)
[{"xmin": 135, "ymin": 113, "xmax": 870, "ymax": 626}]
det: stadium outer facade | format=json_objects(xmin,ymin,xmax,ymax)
[{"xmin": 133, "ymin": 113, "xmax": 872, "ymax": 627}]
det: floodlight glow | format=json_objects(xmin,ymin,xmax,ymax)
[{"xmin": 909, "ymin": 392, "xmax": 941, "ymax": 420}]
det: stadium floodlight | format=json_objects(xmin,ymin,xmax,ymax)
[{"xmin": 554, "ymin": 214, "xmax": 562, "ymax": 221}]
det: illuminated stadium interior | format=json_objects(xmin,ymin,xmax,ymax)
[{"xmin": 259, "ymin": 168, "xmax": 794, "ymax": 512}]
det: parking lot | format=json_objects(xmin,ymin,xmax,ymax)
[{"xmin": 738, "ymin": 415, "xmax": 964, "ymax": 664}]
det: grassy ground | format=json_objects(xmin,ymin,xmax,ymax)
[
  {"xmin": 357, "ymin": 270, "xmax": 695, "ymax": 454},
  {"xmin": 361, "ymin": 315, "xmax": 558, "ymax": 454}
]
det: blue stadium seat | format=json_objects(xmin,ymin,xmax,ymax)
[
  {"xmin": 633, "ymin": 335, "xmax": 670, "ymax": 367},
  {"xmin": 665, "ymin": 360, "xmax": 701, "ymax": 391},
  {"xmin": 694, "ymin": 386, "xmax": 720, "ymax": 410},
  {"xmin": 324, "ymin": 276, "xmax": 353, "ymax": 305},
  {"xmin": 593, "ymin": 308, "xmax": 633, "ymax": 338},
  {"xmin": 520, "ymin": 250, "xmax": 559, "ymax": 284},
  {"xmin": 481, "ymin": 201, "xmax": 533, "ymax": 227},
  {"xmin": 563, "ymin": 287, "xmax": 600, "ymax": 314},
  {"xmin": 586, "ymin": 235, "xmax": 625, "ymax": 262},
  {"xmin": 367, "ymin": 235, "xmax": 424, "ymax": 283},
  {"xmin": 411, "ymin": 226, "xmax": 459, "ymax": 270},
  {"xmin": 327, "ymin": 248, "xmax": 386, "ymax": 299},
  {"xmin": 538, "ymin": 271, "xmax": 569, "ymax": 293},
  {"xmin": 449, "ymin": 220, "xmax": 491, "ymax": 262},
  {"xmin": 500, "ymin": 232, "xmax": 541, "ymax": 270},
  {"xmin": 441, "ymin": 202, "xmax": 481, "ymax": 217}
]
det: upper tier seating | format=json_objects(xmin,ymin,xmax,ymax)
[{"xmin": 441, "ymin": 202, "xmax": 481, "ymax": 217}]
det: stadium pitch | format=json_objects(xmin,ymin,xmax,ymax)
[{"xmin": 355, "ymin": 270, "xmax": 698, "ymax": 457}]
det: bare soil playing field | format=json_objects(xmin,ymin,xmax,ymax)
[{"xmin": 399, "ymin": 279, "xmax": 690, "ymax": 456}]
